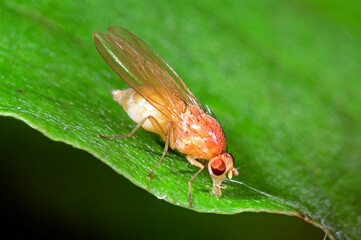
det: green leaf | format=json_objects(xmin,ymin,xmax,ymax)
[{"xmin": 1, "ymin": 1, "xmax": 360, "ymax": 239}]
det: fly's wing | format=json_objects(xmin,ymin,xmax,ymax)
[{"xmin": 93, "ymin": 26, "xmax": 201, "ymax": 119}]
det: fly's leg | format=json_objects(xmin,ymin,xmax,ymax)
[
  {"xmin": 99, "ymin": 116, "xmax": 172, "ymax": 180},
  {"xmin": 186, "ymin": 156, "xmax": 205, "ymax": 208},
  {"xmin": 98, "ymin": 116, "xmax": 164, "ymax": 139},
  {"xmin": 147, "ymin": 122, "xmax": 173, "ymax": 179}
]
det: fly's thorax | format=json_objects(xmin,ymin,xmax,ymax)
[
  {"xmin": 172, "ymin": 105, "xmax": 226, "ymax": 159},
  {"xmin": 112, "ymin": 89, "xmax": 169, "ymax": 138},
  {"xmin": 208, "ymin": 153, "xmax": 238, "ymax": 197}
]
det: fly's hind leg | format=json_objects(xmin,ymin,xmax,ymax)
[
  {"xmin": 99, "ymin": 117, "xmax": 173, "ymax": 182},
  {"xmin": 147, "ymin": 122, "xmax": 173, "ymax": 179},
  {"xmin": 98, "ymin": 115, "xmax": 173, "ymax": 182},
  {"xmin": 98, "ymin": 116, "xmax": 165, "ymax": 139},
  {"xmin": 186, "ymin": 156, "xmax": 205, "ymax": 208}
]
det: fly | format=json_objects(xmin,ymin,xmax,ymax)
[{"xmin": 93, "ymin": 26, "xmax": 239, "ymax": 207}]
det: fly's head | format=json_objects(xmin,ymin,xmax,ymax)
[{"xmin": 208, "ymin": 152, "xmax": 239, "ymax": 197}]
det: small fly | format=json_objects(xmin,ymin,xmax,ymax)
[{"xmin": 93, "ymin": 26, "xmax": 238, "ymax": 207}]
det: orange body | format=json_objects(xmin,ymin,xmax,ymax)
[
  {"xmin": 113, "ymin": 89, "xmax": 226, "ymax": 160},
  {"xmin": 170, "ymin": 105, "xmax": 226, "ymax": 160}
]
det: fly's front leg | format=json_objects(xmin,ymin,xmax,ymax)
[
  {"xmin": 186, "ymin": 156, "xmax": 205, "ymax": 208},
  {"xmin": 98, "ymin": 116, "xmax": 162, "ymax": 139}
]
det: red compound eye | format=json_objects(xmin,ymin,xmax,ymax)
[{"xmin": 210, "ymin": 158, "xmax": 226, "ymax": 176}]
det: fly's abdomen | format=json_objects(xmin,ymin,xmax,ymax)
[{"xmin": 112, "ymin": 89, "xmax": 169, "ymax": 137}]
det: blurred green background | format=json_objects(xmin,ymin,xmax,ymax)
[{"xmin": 1, "ymin": 0, "xmax": 360, "ymax": 239}]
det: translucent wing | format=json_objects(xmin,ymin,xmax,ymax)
[{"xmin": 93, "ymin": 26, "xmax": 201, "ymax": 119}]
